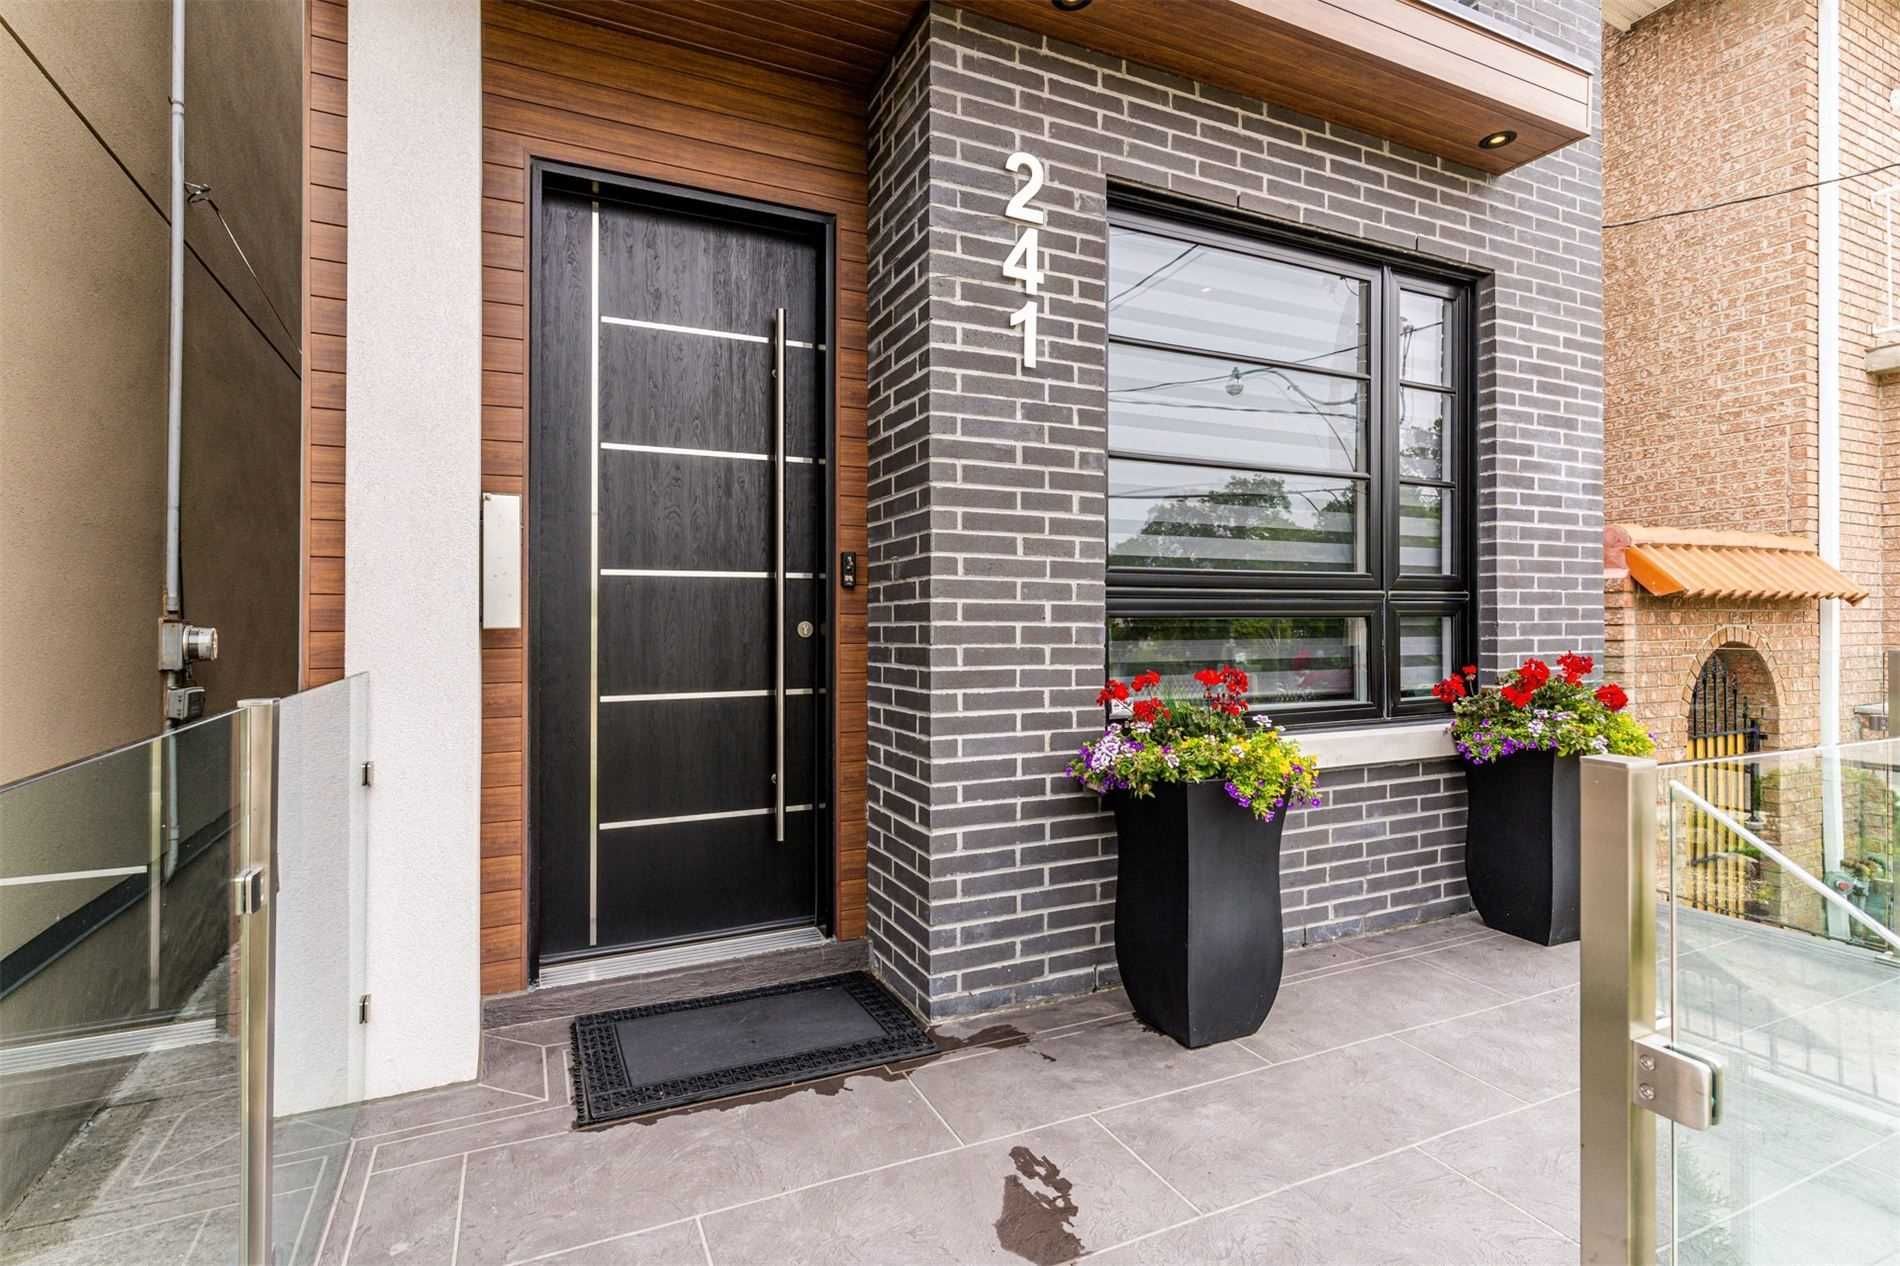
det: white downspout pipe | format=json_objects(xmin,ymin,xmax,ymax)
[
  {"xmin": 164, "ymin": 0, "xmax": 185, "ymax": 620},
  {"xmin": 1818, "ymin": 0, "xmax": 1845, "ymax": 938}
]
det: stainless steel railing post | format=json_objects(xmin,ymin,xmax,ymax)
[
  {"xmin": 236, "ymin": 698, "xmax": 279, "ymax": 1265},
  {"xmin": 1579, "ymin": 753, "xmax": 1660, "ymax": 1266}
]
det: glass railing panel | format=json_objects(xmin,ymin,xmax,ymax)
[
  {"xmin": 0, "ymin": 711, "xmax": 247, "ymax": 1263},
  {"xmin": 1659, "ymin": 741, "xmax": 1900, "ymax": 1265}
]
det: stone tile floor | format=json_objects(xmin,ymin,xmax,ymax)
[{"xmin": 5, "ymin": 910, "xmax": 1896, "ymax": 1265}]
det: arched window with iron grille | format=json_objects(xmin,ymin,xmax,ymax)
[{"xmin": 1685, "ymin": 655, "xmax": 1764, "ymax": 915}]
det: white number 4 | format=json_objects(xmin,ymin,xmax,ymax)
[
  {"xmin": 1010, "ymin": 300, "xmax": 1039, "ymax": 369},
  {"xmin": 1003, "ymin": 227, "xmax": 1043, "ymax": 295}
]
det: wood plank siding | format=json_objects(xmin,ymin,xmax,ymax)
[
  {"xmin": 303, "ymin": 0, "xmax": 347, "ymax": 689},
  {"xmin": 478, "ymin": 0, "xmax": 872, "ymax": 994}
]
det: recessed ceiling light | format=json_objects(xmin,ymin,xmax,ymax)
[
  {"xmin": 1051, "ymin": 0, "xmax": 1093, "ymax": 10},
  {"xmin": 1477, "ymin": 130, "xmax": 1517, "ymax": 151}
]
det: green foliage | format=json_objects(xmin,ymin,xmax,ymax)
[{"xmin": 1068, "ymin": 669, "xmax": 1321, "ymax": 824}]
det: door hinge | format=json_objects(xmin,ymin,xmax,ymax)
[
  {"xmin": 357, "ymin": 994, "xmax": 371, "ymax": 1024},
  {"xmin": 360, "ymin": 760, "xmax": 374, "ymax": 787},
  {"xmin": 1632, "ymin": 1030, "xmax": 1722, "ymax": 1130}
]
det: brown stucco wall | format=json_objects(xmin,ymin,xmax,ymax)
[{"xmin": 0, "ymin": 0, "xmax": 303, "ymax": 785}]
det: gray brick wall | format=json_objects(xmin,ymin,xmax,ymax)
[{"xmin": 863, "ymin": 1, "xmax": 1603, "ymax": 1017}]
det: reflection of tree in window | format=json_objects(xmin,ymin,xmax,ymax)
[{"xmin": 1112, "ymin": 472, "xmax": 1356, "ymax": 572}]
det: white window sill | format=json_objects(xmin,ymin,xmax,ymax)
[{"xmin": 1288, "ymin": 721, "xmax": 1456, "ymax": 769}]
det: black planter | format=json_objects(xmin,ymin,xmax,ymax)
[
  {"xmin": 1462, "ymin": 749, "xmax": 1581, "ymax": 946},
  {"xmin": 1111, "ymin": 782, "xmax": 1286, "ymax": 1048}
]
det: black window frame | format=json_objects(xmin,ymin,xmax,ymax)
[{"xmin": 1104, "ymin": 196, "xmax": 1479, "ymax": 729}]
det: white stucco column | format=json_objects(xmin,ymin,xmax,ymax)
[{"xmin": 347, "ymin": 0, "xmax": 484, "ymax": 1096}]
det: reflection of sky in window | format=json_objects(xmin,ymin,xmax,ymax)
[
  {"xmin": 1108, "ymin": 345, "xmax": 1365, "ymax": 474},
  {"xmin": 1108, "ymin": 229, "xmax": 1366, "ymax": 374}
]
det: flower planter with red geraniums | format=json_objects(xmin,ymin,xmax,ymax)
[
  {"xmin": 1070, "ymin": 668, "xmax": 1320, "ymax": 1048},
  {"xmin": 1435, "ymin": 653, "xmax": 1654, "ymax": 946}
]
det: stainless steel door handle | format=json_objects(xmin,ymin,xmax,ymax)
[{"xmin": 773, "ymin": 308, "xmax": 787, "ymax": 844}]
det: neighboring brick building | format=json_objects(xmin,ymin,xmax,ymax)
[{"xmin": 1602, "ymin": 0, "xmax": 1900, "ymax": 762}]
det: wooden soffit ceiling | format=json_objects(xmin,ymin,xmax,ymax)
[
  {"xmin": 522, "ymin": 0, "xmax": 1591, "ymax": 175},
  {"xmin": 1607, "ymin": 525, "xmax": 1870, "ymax": 605}
]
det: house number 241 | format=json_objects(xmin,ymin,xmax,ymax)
[{"xmin": 1003, "ymin": 151, "xmax": 1045, "ymax": 370}]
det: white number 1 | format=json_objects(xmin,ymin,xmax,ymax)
[{"xmin": 1009, "ymin": 300, "xmax": 1039, "ymax": 369}]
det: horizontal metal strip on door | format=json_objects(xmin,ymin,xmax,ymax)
[
  {"xmin": 599, "ymin": 327, "xmax": 824, "ymax": 459},
  {"xmin": 600, "ymin": 315, "xmax": 825, "ymax": 350},
  {"xmin": 600, "ymin": 570, "xmax": 823, "ymax": 579},
  {"xmin": 600, "ymin": 442, "xmax": 823, "ymax": 464},
  {"xmin": 599, "ymin": 688, "xmax": 822, "ymax": 703},
  {"xmin": 600, "ymin": 804, "xmax": 816, "ymax": 831}
]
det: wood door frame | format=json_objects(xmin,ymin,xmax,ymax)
[{"xmin": 524, "ymin": 158, "xmax": 839, "ymax": 980}]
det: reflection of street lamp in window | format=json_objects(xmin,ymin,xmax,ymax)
[{"xmin": 1225, "ymin": 366, "xmax": 1245, "ymax": 397}]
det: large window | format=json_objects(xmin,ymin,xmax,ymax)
[{"xmin": 1106, "ymin": 206, "xmax": 1474, "ymax": 727}]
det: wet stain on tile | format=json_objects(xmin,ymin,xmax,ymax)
[
  {"xmin": 929, "ymin": 1023, "xmax": 1027, "ymax": 1053},
  {"xmin": 994, "ymin": 1146, "xmax": 1084, "ymax": 1265},
  {"xmin": 623, "ymin": 1066, "xmax": 903, "ymax": 1127}
]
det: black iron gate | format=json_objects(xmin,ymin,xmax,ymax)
[{"xmin": 1684, "ymin": 655, "xmax": 1764, "ymax": 915}]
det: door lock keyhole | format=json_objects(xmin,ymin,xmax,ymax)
[{"xmin": 796, "ymin": 621, "xmax": 814, "ymax": 639}]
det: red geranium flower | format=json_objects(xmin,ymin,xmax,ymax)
[
  {"xmin": 1193, "ymin": 668, "xmax": 1221, "ymax": 688},
  {"xmin": 1557, "ymin": 651, "xmax": 1594, "ymax": 686},
  {"xmin": 1594, "ymin": 683, "xmax": 1628, "ymax": 712},
  {"xmin": 1517, "ymin": 658, "xmax": 1551, "ymax": 691},
  {"xmin": 1501, "ymin": 682, "xmax": 1537, "ymax": 709},
  {"xmin": 1095, "ymin": 678, "xmax": 1131, "ymax": 706},
  {"xmin": 1131, "ymin": 670, "xmax": 1162, "ymax": 692},
  {"xmin": 1461, "ymin": 664, "xmax": 1478, "ymax": 678},
  {"xmin": 1430, "ymin": 674, "xmax": 1466, "ymax": 705},
  {"xmin": 1132, "ymin": 697, "xmax": 1171, "ymax": 724}
]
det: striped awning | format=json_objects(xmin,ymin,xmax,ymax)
[{"xmin": 1607, "ymin": 525, "xmax": 1868, "ymax": 604}]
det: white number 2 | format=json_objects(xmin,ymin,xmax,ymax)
[
  {"xmin": 1002, "ymin": 227, "xmax": 1043, "ymax": 295},
  {"xmin": 1009, "ymin": 300, "xmax": 1039, "ymax": 369},
  {"xmin": 1004, "ymin": 152, "xmax": 1046, "ymax": 224}
]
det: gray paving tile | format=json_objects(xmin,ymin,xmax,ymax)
[
  {"xmin": 1679, "ymin": 1136, "xmax": 1900, "ymax": 1266},
  {"xmin": 343, "ymin": 1154, "xmax": 463, "ymax": 1264},
  {"xmin": 699, "ymin": 1117, "xmax": 1194, "ymax": 1266},
  {"xmin": 1671, "ymin": 1044, "xmax": 1897, "ymax": 1228},
  {"xmin": 1097, "ymin": 1036, "xmax": 1522, "ymax": 1211},
  {"xmin": 1414, "ymin": 935, "xmax": 1581, "ymax": 999},
  {"xmin": 1738, "ymin": 976, "xmax": 1900, "ymax": 1117},
  {"xmin": 1672, "ymin": 929, "xmax": 1898, "ymax": 1043},
  {"xmin": 1088, "ymin": 1146, "xmax": 1573, "ymax": 1265},
  {"xmin": 536, "ymin": 1218, "xmax": 709, "ymax": 1264},
  {"xmin": 478, "ymin": 1034, "xmax": 553, "ymax": 1098},
  {"xmin": 1237, "ymin": 955, "xmax": 1511, "ymax": 1062},
  {"xmin": 451, "ymin": 1068, "xmax": 954, "ymax": 1265},
  {"xmin": 1336, "ymin": 913, "xmax": 1490, "ymax": 958},
  {"xmin": 369, "ymin": 1103, "xmax": 574, "ymax": 1172},
  {"xmin": 0, "ymin": 1210, "xmax": 211, "ymax": 1266},
  {"xmin": 1399, "ymin": 986, "xmax": 1580, "ymax": 1102},
  {"xmin": 928, "ymin": 988, "xmax": 1132, "ymax": 1049},
  {"xmin": 346, "ymin": 1081, "xmax": 544, "ymax": 1139},
  {"xmin": 1421, "ymin": 1092, "xmax": 1580, "ymax": 1240},
  {"xmin": 904, "ymin": 1015, "xmax": 1260, "ymax": 1142},
  {"xmin": 482, "ymin": 1014, "xmax": 580, "ymax": 1047}
]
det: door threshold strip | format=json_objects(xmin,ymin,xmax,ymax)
[{"xmin": 538, "ymin": 925, "xmax": 829, "ymax": 990}]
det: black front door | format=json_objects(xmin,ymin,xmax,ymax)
[{"xmin": 531, "ymin": 170, "xmax": 830, "ymax": 963}]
